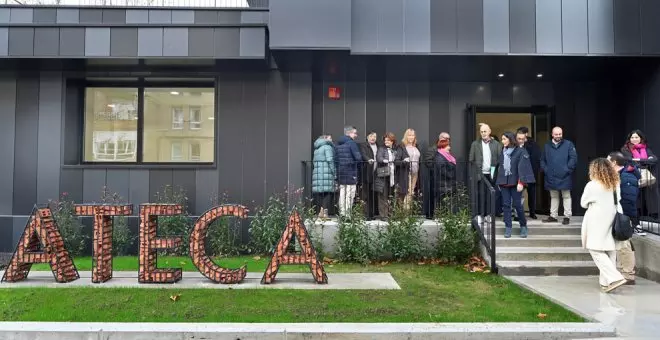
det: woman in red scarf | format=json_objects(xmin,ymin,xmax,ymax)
[
  {"xmin": 432, "ymin": 138, "xmax": 457, "ymax": 214},
  {"xmin": 621, "ymin": 129, "xmax": 658, "ymax": 222}
]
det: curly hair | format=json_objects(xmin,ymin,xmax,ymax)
[{"xmin": 588, "ymin": 158, "xmax": 620, "ymax": 191}]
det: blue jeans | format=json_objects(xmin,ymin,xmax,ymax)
[{"xmin": 501, "ymin": 186, "xmax": 526, "ymax": 230}]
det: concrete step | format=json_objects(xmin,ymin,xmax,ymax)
[
  {"xmin": 495, "ymin": 235, "xmax": 582, "ymax": 247},
  {"xmin": 495, "ymin": 225, "xmax": 581, "ymax": 236},
  {"xmin": 496, "ymin": 247, "xmax": 592, "ymax": 261},
  {"xmin": 497, "ymin": 261, "xmax": 599, "ymax": 276},
  {"xmin": 494, "ymin": 219, "xmax": 582, "ymax": 227}
]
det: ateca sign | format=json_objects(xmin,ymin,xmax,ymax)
[{"xmin": 1, "ymin": 204, "xmax": 327, "ymax": 285}]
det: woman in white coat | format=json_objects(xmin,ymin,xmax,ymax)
[{"xmin": 580, "ymin": 158, "xmax": 628, "ymax": 293}]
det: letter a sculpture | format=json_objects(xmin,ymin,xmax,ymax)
[
  {"xmin": 2, "ymin": 205, "xmax": 79, "ymax": 283},
  {"xmin": 261, "ymin": 207, "xmax": 328, "ymax": 284}
]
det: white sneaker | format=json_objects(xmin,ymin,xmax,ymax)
[
  {"xmin": 634, "ymin": 227, "xmax": 647, "ymax": 236},
  {"xmin": 477, "ymin": 216, "xmax": 484, "ymax": 225}
]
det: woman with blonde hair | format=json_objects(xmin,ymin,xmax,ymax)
[
  {"xmin": 580, "ymin": 158, "xmax": 628, "ymax": 293},
  {"xmin": 401, "ymin": 128, "xmax": 420, "ymax": 208}
]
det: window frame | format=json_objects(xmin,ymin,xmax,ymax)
[
  {"xmin": 81, "ymin": 80, "xmax": 217, "ymax": 166},
  {"xmin": 171, "ymin": 106, "xmax": 185, "ymax": 130},
  {"xmin": 189, "ymin": 141, "xmax": 201, "ymax": 162},
  {"xmin": 189, "ymin": 105, "xmax": 202, "ymax": 130}
]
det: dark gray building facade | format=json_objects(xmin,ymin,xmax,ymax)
[{"xmin": 2, "ymin": 0, "xmax": 660, "ymax": 251}]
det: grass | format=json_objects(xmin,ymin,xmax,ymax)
[{"xmin": 0, "ymin": 256, "xmax": 584, "ymax": 323}]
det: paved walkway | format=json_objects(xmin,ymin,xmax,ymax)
[
  {"xmin": 508, "ymin": 276, "xmax": 660, "ymax": 338},
  {"xmin": 0, "ymin": 271, "xmax": 401, "ymax": 290}
]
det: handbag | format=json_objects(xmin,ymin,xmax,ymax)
[
  {"xmin": 376, "ymin": 166, "xmax": 390, "ymax": 178},
  {"xmin": 611, "ymin": 190, "xmax": 633, "ymax": 241},
  {"xmin": 639, "ymin": 168, "xmax": 656, "ymax": 188}
]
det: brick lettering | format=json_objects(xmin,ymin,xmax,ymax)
[
  {"xmin": 190, "ymin": 205, "xmax": 248, "ymax": 284},
  {"xmin": 138, "ymin": 204, "xmax": 183, "ymax": 283}
]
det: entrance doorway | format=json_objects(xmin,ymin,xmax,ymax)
[{"xmin": 466, "ymin": 105, "xmax": 555, "ymax": 216}]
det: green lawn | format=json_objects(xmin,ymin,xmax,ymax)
[{"xmin": 1, "ymin": 257, "xmax": 584, "ymax": 323}]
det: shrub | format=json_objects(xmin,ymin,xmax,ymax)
[
  {"xmin": 100, "ymin": 187, "xmax": 136, "ymax": 256},
  {"xmin": 49, "ymin": 192, "xmax": 88, "ymax": 257},
  {"xmin": 335, "ymin": 201, "xmax": 374, "ymax": 264},
  {"xmin": 382, "ymin": 194, "xmax": 427, "ymax": 261},
  {"xmin": 206, "ymin": 191, "xmax": 244, "ymax": 257},
  {"xmin": 154, "ymin": 185, "xmax": 191, "ymax": 256},
  {"xmin": 435, "ymin": 185, "xmax": 476, "ymax": 263}
]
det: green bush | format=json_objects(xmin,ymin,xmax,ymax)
[
  {"xmin": 100, "ymin": 187, "xmax": 136, "ymax": 256},
  {"xmin": 49, "ymin": 192, "xmax": 88, "ymax": 257},
  {"xmin": 435, "ymin": 185, "xmax": 476, "ymax": 263},
  {"xmin": 335, "ymin": 201, "xmax": 374, "ymax": 264},
  {"xmin": 205, "ymin": 191, "xmax": 244, "ymax": 257},
  {"xmin": 154, "ymin": 185, "xmax": 192, "ymax": 256},
  {"xmin": 382, "ymin": 195, "xmax": 427, "ymax": 261}
]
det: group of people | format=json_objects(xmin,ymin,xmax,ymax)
[{"xmin": 311, "ymin": 126, "xmax": 458, "ymax": 220}]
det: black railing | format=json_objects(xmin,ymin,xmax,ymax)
[
  {"xmin": 469, "ymin": 172, "xmax": 497, "ymax": 273},
  {"xmin": 0, "ymin": 0, "xmax": 269, "ymax": 8},
  {"xmin": 635, "ymin": 163, "xmax": 660, "ymax": 236}
]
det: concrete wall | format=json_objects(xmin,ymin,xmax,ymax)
[{"xmin": 631, "ymin": 233, "xmax": 660, "ymax": 283}]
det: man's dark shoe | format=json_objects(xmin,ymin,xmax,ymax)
[
  {"xmin": 529, "ymin": 214, "xmax": 537, "ymax": 219},
  {"xmin": 543, "ymin": 217, "xmax": 558, "ymax": 223},
  {"xmin": 562, "ymin": 217, "xmax": 570, "ymax": 225}
]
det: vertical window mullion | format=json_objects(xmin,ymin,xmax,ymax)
[{"xmin": 137, "ymin": 87, "xmax": 145, "ymax": 163}]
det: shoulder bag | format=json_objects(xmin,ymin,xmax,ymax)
[
  {"xmin": 639, "ymin": 168, "xmax": 656, "ymax": 188},
  {"xmin": 611, "ymin": 190, "xmax": 633, "ymax": 241}
]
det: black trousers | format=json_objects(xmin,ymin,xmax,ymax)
[
  {"xmin": 313, "ymin": 192, "xmax": 332, "ymax": 213},
  {"xmin": 527, "ymin": 182, "xmax": 537, "ymax": 215}
]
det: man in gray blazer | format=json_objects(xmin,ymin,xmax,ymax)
[{"xmin": 469, "ymin": 123, "xmax": 502, "ymax": 216}]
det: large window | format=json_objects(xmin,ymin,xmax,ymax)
[{"xmin": 84, "ymin": 86, "xmax": 215, "ymax": 164}]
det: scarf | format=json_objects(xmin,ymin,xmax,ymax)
[
  {"xmin": 632, "ymin": 143, "xmax": 648, "ymax": 159},
  {"xmin": 438, "ymin": 148, "xmax": 456, "ymax": 165},
  {"xmin": 503, "ymin": 147, "xmax": 515, "ymax": 176}
]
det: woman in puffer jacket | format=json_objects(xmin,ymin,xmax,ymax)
[{"xmin": 312, "ymin": 135, "xmax": 336, "ymax": 218}]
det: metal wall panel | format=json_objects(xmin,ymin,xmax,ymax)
[
  {"xmin": 214, "ymin": 28, "xmax": 239, "ymax": 58},
  {"xmin": 13, "ymin": 77, "xmax": 39, "ymax": 215},
  {"xmin": 137, "ymin": 28, "xmax": 163, "ymax": 57},
  {"xmin": 126, "ymin": 9, "xmax": 148, "ymax": 24},
  {"xmin": 491, "ymin": 83, "xmax": 514, "ymax": 105},
  {"xmin": 59, "ymin": 28, "xmax": 85, "ymax": 57},
  {"xmin": 163, "ymin": 28, "xmax": 188, "ymax": 57},
  {"xmin": 378, "ymin": 0, "xmax": 404, "ymax": 53},
  {"xmin": 322, "ymin": 78, "xmax": 345, "ymax": 138},
  {"xmin": 110, "ymin": 28, "xmax": 138, "ymax": 57},
  {"xmin": 408, "ymin": 81, "xmax": 430, "ymax": 147},
  {"xmin": 8, "ymin": 28, "xmax": 34, "ymax": 56},
  {"xmin": 614, "ymin": 0, "xmax": 641, "ymax": 54},
  {"xmin": 588, "ymin": 0, "xmax": 615, "ymax": 54},
  {"xmin": 385, "ymin": 60, "xmax": 408, "ymax": 133},
  {"xmin": 0, "ymin": 217, "xmax": 13, "ymax": 252},
  {"xmin": 483, "ymin": 0, "xmax": 510, "ymax": 53},
  {"xmin": 149, "ymin": 10, "xmax": 171, "ymax": 24},
  {"xmin": 457, "ymin": 0, "xmax": 484, "ymax": 53},
  {"xmin": 36, "ymin": 72, "xmax": 62, "ymax": 205},
  {"xmin": 85, "ymin": 28, "xmax": 111, "ymax": 57},
  {"xmin": 194, "ymin": 169, "xmax": 219, "ymax": 214},
  {"xmin": 0, "ymin": 28, "xmax": 7, "ymax": 56},
  {"xmin": 240, "ymin": 11, "xmax": 266, "ymax": 25},
  {"xmin": 106, "ymin": 170, "xmax": 130, "ymax": 203},
  {"xmin": 79, "ymin": 9, "xmax": 102, "ymax": 24},
  {"xmin": 562, "ymin": 0, "xmax": 589, "ymax": 54},
  {"xmin": 218, "ymin": 11, "xmax": 241, "ymax": 24},
  {"xmin": 536, "ymin": 0, "xmax": 562, "ymax": 54},
  {"xmin": 365, "ymin": 79, "xmax": 386, "ymax": 138},
  {"xmin": 172, "ymin": 10, "xmax": 194, "ymax": 24},
  {"xmin": 128, "ymin": 169, "xmax": 149, "ymax": 205},
  {"xmin": 217, "ymin": 74, "xmax": 244, "ymax": 204},
  {"xmin": 0, "ymin": 77, "xmax": 16, "ymax": 215},
  {"xmin": 431, "ymin": 0, "xmax": 458, "ymax": 52},
  {"xmin": 428, "ymin": 82, "xmax": 450, "ymax": 144},
  {"xmin": 10, "ymin": 8, "xmax": 33, "ymax": 24},
  {"xmin": 148, "ymin": 169, "xmax": 172, "ymax": 201},
  {"xmin": 239, "ymin": 27, "xmax": 264, "ymax": 57},
  {"xmin": 34, "ymin": 28, "xmax": 59, "ymax": 56},
  {"xmin": 82, "ymin": 169, "xmax": 106, "ymax": 203},
  {"xmin": 194, "ymin": 10, "xmax": 218, "ymax": 24},
  {"xmin": 265, "ymin": 72, "xmax": 289, "ymax": 198},
  {"xmin": 351, "ymin": 0, "xmax": 379, "ymax": 53},
  {"xmin": 345, "ymin": 61, "xmax": 367, "ymax": 136},
  {"xmin": 404, "ymin": 0, "xmax": 431, "ymax": 53},
  {"xmin": 0, "ymin": 8, "xmax": 9, "ymax": 23},
  {"xmin": 33, "ymin": 8, "xmax": 57, "ymax": 23},
  {"xmin": 241, "ymin": 74, "xmax": 267, "ymax": 209},
  {"xmin": 59, "ymin": 168, "xmax": 83, "ymax": 203},
  {"xmin": 640, "ymin": 0, "xmax": 660, "ymax": 54},
  {"xmin": 56, "ymin": 9, "xmax": 79, "ymax": 24},
  {"xmin": 172, "ymin": 170, "xmax": 196, "ymax": 213},
  {"xmin": 188, "ymin": 28, "xmax": 214, "ymax": 57},
  {"xmin": 510, "ymin": 0, "xmax": 536, "ymax": 53},
  {"xmin": 102, "ymin": 9, "xmax": 125, "ymax": 24},
  {"xmin": 288, "ymin": 72, "xmax": 313, "ymax": 188}
]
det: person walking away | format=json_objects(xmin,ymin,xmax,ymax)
[
  {"xmin": 608, "ymin": 151, "xmax": 640, "ymax": 284},
  {"xmin": 517, "ymin": 127, "xmax": 541, "ymax": 219},
  {"xmin": 311, "ymin": 135, "xmax": 336, "ymax": 218},
  {"xmin": 541, "ymin": 127, "xmax": 578, "ymax": 225},
  {"xmin": 469, "ymin": 123, "xmax": 502, "ymax": 218},
  {"xmin": 401, "ymin": 129, "xmax": 421, "ymax": 209},
  {"xmin": 580, "ymin": 158, "xmax": 628, "ymax": 293},
  {"xmin": 359, "ymin": 132, "xmax": 378, "ymax": 220},
  {"xmin": 433, "ymin": 137, "xmax": 457, "ymax": 215},
  {"xmin": 621, "ymin": 129, "xmax": 658, "ymax": 235},
  {"xmin": 335, "ymin": 125, "xmax": 363, "ymax": 215},
  {"xmin": 496, "ymin": 132, "xmax": 535, "ymax": 238}
]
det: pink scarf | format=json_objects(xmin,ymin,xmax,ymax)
[
  {"xmin": 438, "ymin": 148, "xmax": 456, "ymax": 165},
  {"xmin": 632, "ymin": 143, "xmax": 648, "ymax": 159}
]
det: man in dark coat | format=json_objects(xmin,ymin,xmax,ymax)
[
  {"xmin": 335, "ymin": 125, "xmax": 363, "ymax": 216},
  {"xmin": 359, "ymin": 131, "xmax": 379, "ymax": 220},
  {"xmin": 541, "ymin": 126, "xmax": 578, "ymax": 225},
  {"xmin": 517, "ymin": 127, "xmax": 541, "ymax": 219}
]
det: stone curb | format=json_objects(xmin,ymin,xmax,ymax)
[{"xmin": 0, "ymin": 322, "xmax": 616, "ymax": 340}]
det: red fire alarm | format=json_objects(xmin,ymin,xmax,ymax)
[{"xmin": 328, "ymin": 86, "xmax": 341, "ymax": 100}]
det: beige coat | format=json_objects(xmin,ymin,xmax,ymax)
[{"xmin": 580, "ymin": 180, "xmax": 622, "ymax": 251}]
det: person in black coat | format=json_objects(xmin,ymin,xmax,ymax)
[
  {"xmin": 496, "ymin": 132, "xmax": 536, "ymax": 239},
  {"xmin": 517, "ymin": 127, "xmax": 541, "ymax": 219},
  {"xmin": 359, "ymin": 131, "xmax": 379, "ymax": 220},
  {"xmin": 432, "ymin": 137, "xmax": 457, "ymax": 215},
  {"xmin": 374, "ymin": 132, "xmax": 409, "ymax": 219},
  {"xmin": 621, "ymin": 129, "xmax": 659, "ymax": 220},
  {"xmin": 424, "ymin": 132, "xmax": 451, "ymax": 218}
]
